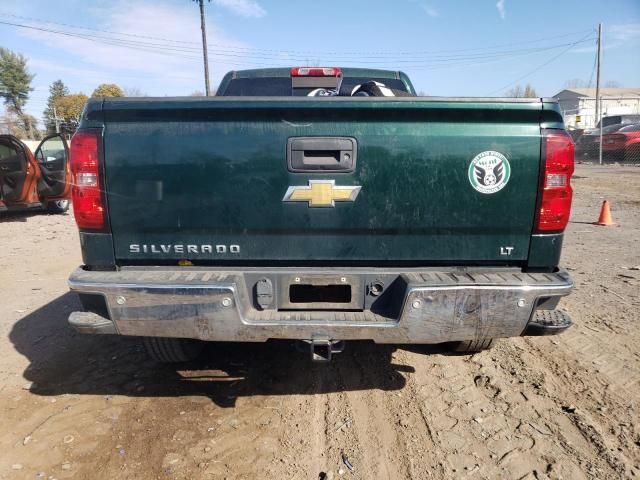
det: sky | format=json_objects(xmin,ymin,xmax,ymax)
[{"xmin": 0, "ymin": 0, "xmax": 639, "ymax": 127}]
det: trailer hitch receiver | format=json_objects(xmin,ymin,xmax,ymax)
[{"xmin": 308, "ymin": 337, "xmax": 345, "ymax": 362}]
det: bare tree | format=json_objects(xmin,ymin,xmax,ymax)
[
  {"xmin": 506, "ymin": 85, "xmax": 523, "ymax": 97},
  {"xmin": 123, "ymin": 87, "xmax": 147, "ymax": 97},
  {"xmin": 505, "ymin": 84, "xmax": 538, "ymax": 98},
  {"xmin": 190, "ymin": 87, "xmax": 217, "ymax": 96},
  {"xmin": 564, "ymin": 78, "xmax": 588, "ymax": 88}
]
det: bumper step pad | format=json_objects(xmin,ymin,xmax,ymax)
[
  {"xmin": 524, "ymin": 309, "xmax": 573, "ymax": 336},
  {"xmin": 69, "ymin": 311, "xmax": 117, "ymax": 335}
]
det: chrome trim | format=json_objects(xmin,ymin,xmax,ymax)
[
  {"xmin": 282, "ymin": 180, "xmax": 361, "ymax": 208},
  {"xmin": 68, "ymin": 267, "xmax": 573, "ymax": 344}
]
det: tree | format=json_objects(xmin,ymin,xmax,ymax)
[
  {"xmin": 190, "ymin": 90, "xmax": 205, "ymax": 96},
  {"xmin": 0, "ymin": 47, "xmax": 38, "ymax": 139},
  {"xmin": 55, "ymin": 93, "xmax": 88, "ymax": 134},
  {"xmin": 92, "ymin": 83, "xmax": 124, "ymax": 97},
  {"xmin": 123, "ymin": 86, "xmax": 146, "ymax": 97},
  {"xmin": 505, "ymin": 84, "xmax": 538, "ymax": 98},
  {"xmin": 0, "ymin": 106, "xmax": 39, "ymax": 139},
  {"xmin": 43, "ymin": 80, "xmax": 70, "ymax": 134},
  {"xmin": 505, "ymin": 85, "xmax": 524, "ymax": 97},
  {"xmin": 604, "ymin": 80, "xmax": 622, "ymax": 88}
]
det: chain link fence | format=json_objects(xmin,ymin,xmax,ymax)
[{"xmin": 564, "ymin": 97, "xmax": 640, "ymax": 165}]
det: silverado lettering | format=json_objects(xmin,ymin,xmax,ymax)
[{"xmin": 129, "ymin": 244, "xmax": 241, "ymax": 254}]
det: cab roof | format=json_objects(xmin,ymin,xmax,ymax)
[{"xmin": 226, "ymin": 67, "xmax": 403, "ymax": 80}]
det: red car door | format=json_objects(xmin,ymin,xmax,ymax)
[
  {"xmin": 34, "ymin": 134, "xmax": 71, "ymax": 201},
  {"xmin": 0, "ymin": 135, "xmax": 40, "ymax": 209}
]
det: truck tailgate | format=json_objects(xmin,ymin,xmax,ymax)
[{"xmin": 101, "ymin": 98, "xmax": 548, "ymax": 265}]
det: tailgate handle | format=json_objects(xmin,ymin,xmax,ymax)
[{"xmin": 288, "ymin": 137, "xmax": 357, "ymax": 172}]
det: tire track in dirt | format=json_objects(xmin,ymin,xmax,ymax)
[
  {"xmin": 322, "ymin": 358, "xmax": 378, "ymax": 479},
  {"xmin": 307, "ymin": 345, "xmax": 411, "ymax": 479},
  {"xmin": 308, "ymin": 369, "xmax": 330, "ymax": 479},
  {"xmin": 514, "ymin": 336, "xmax": 634, "ymax": 476},
  {"xmin": 339, "ymin": 347, "xmax": 410, "ymax": 480},
  {"xmin": 387, "ymin": 348, "xmax": 447, "ymax": 479},
  {"xmin": 470, "ymin": 340, "xmax": 629, "ymax": 478},
  {"xmin": 333, "ymin": 345, "xmax": 444, "ymax": 480},
  {"xmin": 397, "ymin": 347, "xmax": 488, "ymax": 478}
]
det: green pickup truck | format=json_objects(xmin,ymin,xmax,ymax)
[{"xmin": 67, "ymin": 67, "xmax": 575, "ymax": 362}]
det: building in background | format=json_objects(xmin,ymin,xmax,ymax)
[{"xmin": 553, "ymin": 88, "xmax": 640, "ymax": 130}]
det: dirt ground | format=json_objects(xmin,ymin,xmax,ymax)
[{"xmin": 0, "ymin": 164, "xmax": 639, "ymax": 480}]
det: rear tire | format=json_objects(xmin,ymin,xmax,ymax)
[
  {"xmin": 449, "ymin": 338, "xmax": 495, "ymax": 353},
  {"xmin": 46, "ymin": 199, "xmax": 69, "ymax": 214},
  {"xmin": 142, "ymin": 337, "xmax": 204, "ymax": 363}
]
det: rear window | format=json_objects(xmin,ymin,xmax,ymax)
[
  {"xmin": 599, "ymin": 115, "xmax": 640, "ymax": 128},
  {"xmin": 601, "ymin": 116, "xmax": 622, "ymax": 128},
  {"xmin": 219, "ymin": 76, "xmax": 411, "ymax": 96},
  {"xmin": 219, "ymin": 77, "xmax": 291, "ymax": 96}
]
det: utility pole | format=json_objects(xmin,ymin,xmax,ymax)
[
  {"xmin": 595, "ymin": 23, "xmax": 603, "ymax": 164},
  {"xmin": 53, "ymin": 105, "xmax": 61, "ymax": 134},
  {"xmin": 197, "ymin": 0, "xmax": 211, "ymax": 96},
  {"xmin": 595, "ymin": 23, "xmax": 602, "ymax": 121}
]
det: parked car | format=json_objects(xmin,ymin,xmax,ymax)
[
  {"xmin": 594, "ymin": 114, "xmax": 640, "ymax": 131},
  {"xmin": 575, "ymin": 119, "xmax": 639, "ymax": 161},
  {"xmin": 567, "ymin": 128, "xmax": 584, "ymax": 143},
  {"xmin": 601, "ymin": 123, "xmax": 640, "ymax": 162},
  {"xmin": 66, "ymin": 67, "xmax": 574, "ymax": 363},
  {"xmin": 0, "ymin": 134, "xmax": 71, "ymax": 214}
]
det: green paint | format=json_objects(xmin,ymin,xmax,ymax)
[{"xmin": 79, "ymin": 232, "xmax": 116, "ymax": 267}]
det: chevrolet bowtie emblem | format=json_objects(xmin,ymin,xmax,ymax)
[{"xmin": 282, "ymin": 180, "xmax": 362, "ymax": 208}]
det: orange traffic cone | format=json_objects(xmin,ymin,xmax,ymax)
[{"xmin": 596, "ymin": 200, "xmax": 615, "ymax": 226}]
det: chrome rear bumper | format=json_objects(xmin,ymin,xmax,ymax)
[{"xmin": 68, "ymin": 267, "xmax": 573, "ymax": 344}]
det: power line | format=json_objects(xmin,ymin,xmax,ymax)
[
  {"xmin": 0, "ymin": 20, "xmax": 200, "ymax": 59},
  {"xmin": 1, "ymin": 12, "xmax": 601, "ymax": 106},
  {"xmin": 486, "ymin": 31, "xmax": 596, "ymax": 95},
  {"xmin": 0, "ymin": 12, "xmax": 595, "ymax": 58},
  {"xmin": 0, "ymin": 18, "xmax": 595, "ymax": 69},
  {"xmin": 0, "ymin": 12, "xmax": 202, "ymax": 45},
  {"xmin": 0, "ymin": 20, "xmax": 290, "ymax": 67}
]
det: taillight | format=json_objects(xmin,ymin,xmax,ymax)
[
  {"xmin": 290, "ymin": 67, "xmax": 341, "ymax": 77},
  {"xmin": 535, "ymin": 129, "xmax": 574, "ymax": 232},
  {"xmin": 69, "ymin": 129, "xmax": 105, "ymax": 230}
]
